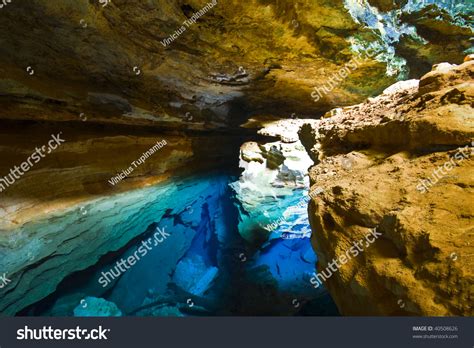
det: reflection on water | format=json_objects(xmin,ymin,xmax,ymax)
[{"xmin": 21, "ymin": 173, "xmax": 338, "ymax": 317}]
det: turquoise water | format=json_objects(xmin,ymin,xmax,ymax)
[{"xmin": 21, "ymin": 173, "xmax": 338, "ymax": 316}]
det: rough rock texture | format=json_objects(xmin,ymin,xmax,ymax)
[
  {"xmin": 368, "ymin": 0, "xmax": 407, "ymax": 12},
  {"xmin": 397, "ymin": 4, "xmax": 474, "ymax": 78},
  {"xmin": 0, "ymin": 0, "xmax": 471, "ymax": 129},
  {"xmin": 300, "ymin": 59, "xmax": 473, "ymax": 316}
]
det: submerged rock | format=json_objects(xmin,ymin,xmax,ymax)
[
  {"xmin": 172, "ymin": 256, "xmax": 219, "ymax": 297},
  {"xmin": 73, "ymin": 297, "xmax": 122, "ymax": 317},
  {"xmin": 231, "ymin": 118, "xmax": 314, "ymax": 243}
]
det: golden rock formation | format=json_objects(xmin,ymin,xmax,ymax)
[{"xmin": 300, "ymin": 59, "xmax": 473, "ymax": 315}]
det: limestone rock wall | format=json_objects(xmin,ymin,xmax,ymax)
[{"xmin": 300, "ymin": 58, "xmax": 473, "ymax": 316}]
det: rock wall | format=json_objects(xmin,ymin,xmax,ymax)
[
  {"xmin": 300, "ymin": 57, "xmax": 473, "ymax": 316},
  {"xmin": 0, "ymin": 123, "xmax": 193, "ymax": 230},
  {"xmin": 1, "ymin": 0, "xmax": 471, "ymax": 128}
]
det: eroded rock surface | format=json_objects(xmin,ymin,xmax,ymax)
[
  {"xmin": 1, "ymin": 0, "xmax": 471, "ymax": 129},
  {"xmin": 300, "ymin": 59, "xmax": 473, "ymax": 316}
]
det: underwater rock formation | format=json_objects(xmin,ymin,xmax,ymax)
[
  {"xmin": 301, "ymin": 58, "xmax": 473, "ymax": 316},
  {"xmin": 231, "ymin": 118, "xmax": 314, "ymax": 243},
  {"xmin": 228, "ymin": 118, "xmax": 339, "ymax": 315},
  {"xmin": 73, "ymin": 297, "xmax": 122, "ymax": 317}
]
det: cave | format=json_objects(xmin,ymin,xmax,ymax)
[{"xmin": 0, "ymin": 0, "xmax": 472, "ymax": 318}]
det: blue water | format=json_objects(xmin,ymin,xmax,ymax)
[{"xmin": 22, "ymin": 173, "xmax": 338, "ymax": 316}]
